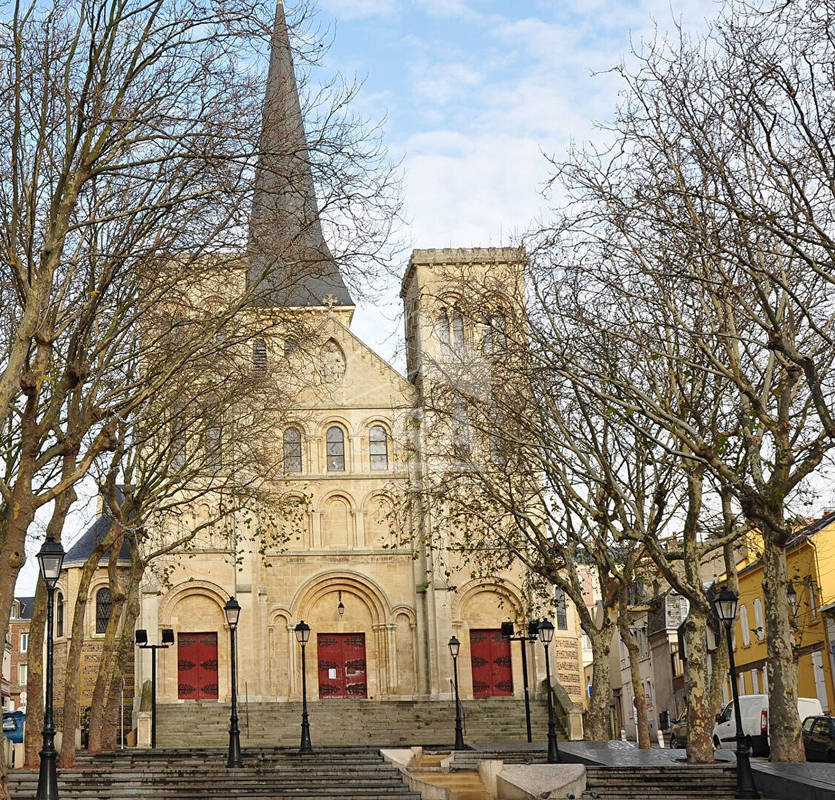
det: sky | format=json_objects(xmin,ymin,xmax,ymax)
[
  {"xmin": 321, "ymin": 0, "xmax": 719, "ymax": 364},
  {"xmin": 16, "ymin": 0, "xmax": 720, "ymax": 594}
]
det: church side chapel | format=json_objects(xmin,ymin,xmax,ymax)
[{"xmin": 51, "ymin": 0, "xmax": 585, "ymax": 747}]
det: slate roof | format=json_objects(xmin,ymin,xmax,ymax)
[
  {"xmin": 247, "ymin": 0, "xmax": 353, "ymax": 309},
  {"xmin": 13, "ymin": 596, "xmax": 35, "ymax": 620},
  {"xmin": 63, "ymin": 512, "xmax": 132, "ymax": 567}
]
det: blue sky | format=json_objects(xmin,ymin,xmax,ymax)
[{"xmin": 312, "ymin": 0, "xmax": 718, "ymax": 362}]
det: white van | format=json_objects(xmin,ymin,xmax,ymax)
[{"xmin": 712, "ymin": 694, "xmax": 823, "ymax": 756}]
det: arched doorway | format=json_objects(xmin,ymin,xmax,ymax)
[{"xmin": 291, "ymin": 571, "xmax": 403, "ymax": 700}]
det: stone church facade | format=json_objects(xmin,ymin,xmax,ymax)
[{"xmin": 53, "ymin": 0, "xmax": 585, "ymax": 739}]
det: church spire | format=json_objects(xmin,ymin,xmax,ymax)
[{"xmin": 248, "ymin": 0, "xmax": 353, "ymax": 308}]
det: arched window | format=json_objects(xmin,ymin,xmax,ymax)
[
  {"xmin": 452, "ymin": 395, "xmax": 470, "ymax": 460},
  {"xmin": 739, "ymin": 603, "xmax": 750, "ymax": 646},
  {"xmin": 205, "ymin": 423, "xmax": 222, "ymax": 468},
  {"xmin": 95, "ymin": 587, "xmax": 112, "ymax": 635},
  {"xmin": 451, "ymin": 307, "xmax": 465, "ymax": 353},
  {"xmin": 369, "ymin": 425, "xmax": 388, "ymax": 471},
  {"xmin": 283, "ymin": 427, "xmax": 302, "ymax": 473},
  {"xmin": 753, "ymin": 598, "xmax": 764, "ymax": 640},
  {"xmin": 326, "ymin": 426, "xmax": 345, "ymax": 471},
  {"xmin": 555, "ymin": 587, "xmax": 568, "ymax": 630},
  {"xmin": 253, "ymin": 338, "xmax": 267, "ymax": 371},
  {"xmin": 438, "ymin": 310, "xmax": 451, "ymax": 352},
  {"xmin": 482, "ymin": 312, "xmax": 507, "ymax": 355},
  {"xmin": 56, "ymin": 591, "xmax": 64, "ymax": 638}
]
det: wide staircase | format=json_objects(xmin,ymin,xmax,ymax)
[
  {"xmin": 8, "ymin": 747, "xmax": 421, "ymax": 800},
  {"xmin": 156, "ymin": 698, "xmax": 559, "ymax": 748},
  {"xmin": 584, "ymin": 764, "xmax": 738, "ymax": 799}
]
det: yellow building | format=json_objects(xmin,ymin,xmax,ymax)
[{"xmin": 721, "ymin": 514, "xmax": 835, "ymax": 713}]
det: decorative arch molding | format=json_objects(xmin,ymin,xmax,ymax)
[
  {"xmin": 358, "ymin": 415, "xmax": 393, "ymax": 435},
  {"xmin": 316, "ymin": 489, "xmax": 357, "ymax": 513},
  {"xmin": 282, "ymin": 419, "xmax": 314, "ymax": 439},
  {"xmin": 158, "ymin": 579, "xmax": 229, "ymax": 625},
  {"xmin": 360, "ymin": 489, "xmax": 394, "ymax": 511},
  {"xmin": 290, "ymin": 569, "xmax": 391, "ymax": 627},
  {"xmin": 319, "ymin": 415, "xmax": 352, "ymax": 436},
  {"xmin": 390, "ymin": 604, "xmax": 417, "ymax": 627},
  {"xmin": 452, "ymin": 577, "xmax": 525, "ymax": 623},
  {"xmin": 268, "ymin": 605, "xmax": 293, "ymax": 627}
]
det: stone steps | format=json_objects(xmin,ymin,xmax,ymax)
[
  {"xmin": 585, "ymin": 764, "xmax": 738, "ymax": 800},
  {"xmin": 8, "ymin": 747, "xmax": 422, "ymax": 800},
  {"xmin": 156, "ymin": 699, "xmax": 560, "ymax": 748},
  {"xmin": 448, "ymin": 746, "xmax": 547, "ymax": 769}
]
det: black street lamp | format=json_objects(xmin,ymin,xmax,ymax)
[
  {"xmin": 448, "ymin": 636, "xmax": 465, "ymax": 750},
  {"xmin": 713, "ymin": 586, "xmax": 760, "ymax": 799},
  {"xmin": 538, "ymin": 618, "xmax": 560, "ymax": 764},
  {"xmin": 224, "ymin": 597, "xmax": 243, "ymax": 768},
  {"xmin": 134, "ymin": 627, "xmax": 175, "ymax": 749},
  {"xmin": 36, "ymin": 535, "xmax": 65, "ymax": 800},
  {"xmin": 501, "ymin": 620, "xmax": 539, "ymax": 743},
  {"xmin": 294, "ymin": 621, "xmax": 313, "ymax": 753}
]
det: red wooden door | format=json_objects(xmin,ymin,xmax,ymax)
[
  {"xmin": 469, "ymin": 629, "xmax": 513, "ymax": 697},
  {"xmin": 177, "ymin": 632, "xmax": 219, "ymax": 700},
  {"xmin": 317, "ymin": 633, "xmax": 368, "ymax": 699}
]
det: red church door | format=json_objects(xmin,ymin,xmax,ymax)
[
  {"xmin": 177, "ymin": 632, "xmax": 219, "ymax": 700},
  {"xmin": 469, "ymin": 629, "xmax": 513, "ymax": 697},
  {"xmin": 317, "ymin": 633, "xmax": 368, "ymax": 699}
]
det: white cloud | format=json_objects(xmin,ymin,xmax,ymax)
[
  {"xmin": 413, "ymin": 62, "xmax": 483, "ymax": 104},
  {"xmin": 401, "ymin": 130, "xmax": 547, "ymax": 248}
]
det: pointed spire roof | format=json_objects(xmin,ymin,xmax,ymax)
[{"xmin": 248, "ymin": 0, "xmax": 353, "ymax": 307}]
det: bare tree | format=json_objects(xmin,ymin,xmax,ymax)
[
  {"xmin": 533, "ymin": 0, "xmax": 835, "ymax": 760},
  {"xmin": 0, "ymin": 0, "xmax": 399, "ymax": 787}
]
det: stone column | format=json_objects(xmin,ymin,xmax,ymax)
[{"xmin": 386, "ymin": 623, "xmax": 398, "ymax": 694}]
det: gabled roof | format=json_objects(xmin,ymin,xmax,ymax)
[
  {"xmin": 248, "ymin": 0, "xmax": 353, "ymax": 309},
  {"xmin": 64, "ymin": 512, "xmax": 132, "ymax": 568}
]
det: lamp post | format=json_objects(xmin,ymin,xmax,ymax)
[
  {"xmin": 294, "ymin": 621, "xmax": 312, "ymax": 753},
  {"xmin": 224, "ymin": 596, "xmax": 243, "ymax": 768},
  {"xmin": 36, "ymin": 535, "xmax": 65, "ymax": 800},
  {"xmin": 448, "ymin": 636, "xmax": 465, "ymax": 750},
  {"xmin": 501, "ymin": 620, "xmax": 539, "ymax": 743},
  {"xmin": 134, "ymin": 627, "xmax": 175, "ymax": 749},
  {"xmin": 713, "ymin": 586, "xmax": 759, "ymax": 799},
  {"xmin": 538, "ymin": 619, "xmax": 560, "ymax": 764}
]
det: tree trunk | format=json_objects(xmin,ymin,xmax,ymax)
[
  {"xmin": 683, "ymin": 605, "xmax": 715, "ymax": 763},
  {"xmin": 586, "ymin": 627, "xmax": 615, "ymax": 741},
  {"xmin": 101, "ymin": 589, "xmax": 141, "ymax": 752},
  {"xmin": 0, "ymin": 502, "xmax": 36, "ymax": 800},
  {"xmin": 709, "ymin": 623, "xmax": 729, "ymax": 718},
  {"xmin": 23, "ymin": 583, "xmax": 46, "ymax": 767},
  {"xmin": 762, "ymin": 538, "xmax": 804, "ymax": 761},
  {"xmin": 617, "ymin": 611, "xmax": 651, "ymax": 748},
  {"xmin": 27, "ymin": 481, "xmax": 76, "ymax": 767},
  {"xmin": 86, "ymin": 577, "xmax": 126, "ymax": 754},
  {"xmin": 709, "ymin": 542, "xmax": 736, "ymax": 719},
  {"xmin": 59, "ymin": 531, "xmax": 118, "ymax": 768}
]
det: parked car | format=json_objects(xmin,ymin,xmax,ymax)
[
  {"xmin": 802, "ymin": 715, "xmax": 835, "ymax": 762},
  {"xmin": 2, "ymin": 711, "xmax": 25, "ymax": 744},
  {"xmin": 670, "ymin": 715, "xmax": 688, "ymax": 748},
  {"xmin": 712, "ymin": 695, "xmax": 823, "ymax": 756}
]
